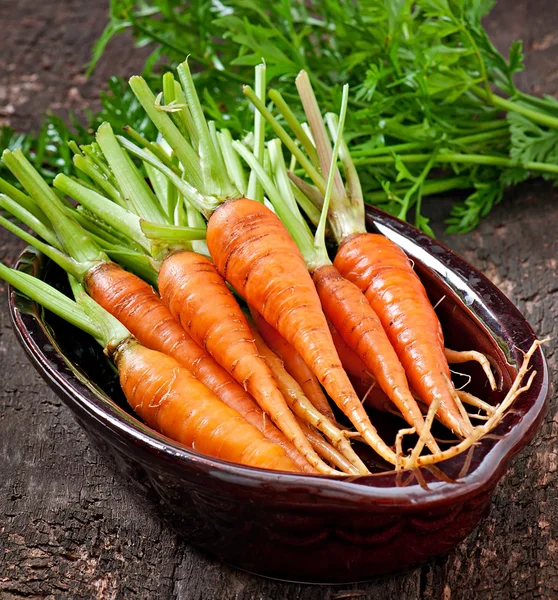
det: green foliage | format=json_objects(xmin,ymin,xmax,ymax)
[{"xmin": 3, "ymin": 0, "xmax": 558, "ymax": 233}]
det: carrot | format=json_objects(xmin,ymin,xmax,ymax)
[
  {"xmin": 298, "ymin": 420, "xmax": 361, "ymax": 475},
  {"xmin": 328, "ymin": 318, "xmax": 373, "ymax": 387},
  {"xmin": 251, "ymin": 71, "xmax": 474, "ymax": 438},
  {"xmin": 249, "ymin": 322, "xmax": 370, "ymax": 475},
  {"xmin": 232, "ymin": 125, "xmax": 438, "ymax": 454},
  {"xmin": 312, "ymin": 263, "xmax": 440, "ymax": 452},
  {"xmin": 207, "ymin": 197, "xmax": 399, "ymax": 465},
  {"xmin": 0, "ymin": 261, "xmax": 300, "ymax": 473},
  {"xmin": 157, "ymin": 250, "xmax": 336, "ymax": 475},
  {"xmin": 250, "ymin": 307, "xmax": 336, "ymax": 423},
  {"xmin": 334, "ymin": 233, "xmax": 473, "ymax": 437},
  {"xmin": 115, "ymin": 340, "xmax": 299, "ymax": 471},
  {"xmin": 86, "ymin": 261, "xmax": 315, "ymax": 473},
  {"xmin": 0, "ymin": 148, "xmax": 321, "ymax": 472}
]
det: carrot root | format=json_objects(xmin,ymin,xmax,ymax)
[
  {"xmin": 335, "ymin": 232, "xmax": 473, "ymax": 439},
  {"xmin": 445, "ymin": 347, "xmax": 498, "ymax": 391},
  {"xmin": 313, "ymin": 263, "xmax": 440, "ymax": 453},
  {"xmin": 159, "ymin": 250, "xmax": 333, "ymax": 475},
  {"xmin": 207, "ymin": 199, "xmax": 399, "ymax": 466},
  {"xmin": 115, "ymin": 340, "xmax": 301, "ymax": 472},
  {"xmin": 250, "ymin": 307, "xmax": 336, "ymax": 423},
  {"xmin": 251, "ymin": 324, "xmax": 370, "ymax": 475},
  {"xmin": 456, "ymin": 390, "xmax": 496, "ymax": 416},
  {"xmin": 300, "ymin": 422, "xmax": 360, "ymax": 475},
  {"xmin": 403, "ymin": 339, "xmax": 541, "ymax": 468},
  {"xmin": 85, "ymin": 261, "xmax": 314, "ymax": 473}
]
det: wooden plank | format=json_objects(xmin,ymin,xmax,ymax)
[{"xmin": 0, "ymin": 0, "xmax": 556, "ymax": 598}]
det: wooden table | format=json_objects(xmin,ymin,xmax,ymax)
[{"xmin": 1, "ymin": 1, "xmax": 556, "ymax": 598}]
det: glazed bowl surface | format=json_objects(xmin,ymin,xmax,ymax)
[{"xmin": 8, "ymin": 207, "xmax": 549, "ymax": 583}]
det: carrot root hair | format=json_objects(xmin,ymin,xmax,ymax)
[
  {"xmin": 251, "ymin": 323, "xmax": 370, "ymax": 475},
  {"xmin": 445, "ymin": 347, "xmax": 498, "ymax": 391},
  {"xmin": 402, "ymin": 339, "xmax": 542, "ymax": 469}
]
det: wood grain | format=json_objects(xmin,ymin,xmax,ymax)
[{"xmin": 0, "ymin": 1, "xmax": 556, "ymax": 598}]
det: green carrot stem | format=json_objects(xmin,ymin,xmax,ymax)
[
  {"xmin": 364, "ymin": 176, "xmax": 471, "ymax": 203},
  {"xmin": 268, "ymin": 88, "xmax": 319, "ymax": 168},
  {"xmin": 73, "ymin": 155, "xmax": 125, "ymax": 206},
  {"xmin": 243, "ymin": 85, "xmax": 327, "ymax": 194},
  {"xmin": 325, "ymin": 112, "xmax": 364, "ymax": 215},
  {"xmin": 0, "ymin": 263, "xmax": 103, "ymax": 343},
  {"xmin": 96, "ymin": 122, "xmax": 167, "ymax": 224},
  {"xmin": 165, "ymin": 75, "xmax": 199, "ymax": 149},
  {"xmin": 247, "ymin": 64, "xmax": 267, "ymax": 202},
  {"xmin": 140, "ymin": 221, "xmax": 206, "ymax": 242},
  {"xmin": 143, "ymin": 162, "xmax": 173, "ymax": 219},
  {"xmin": 54, "ymin": 174, "xmax": 151, "ymax": 253},
  {"xmin": 0, "ymin": 177, "xmax": 50, "ymax": 225},
  {"xmin": 72, "ymin": 205, "xmax": 142, "ymax": 252},
  {"xmin": 185, "ymin": 200, "xmax": 210, "ymax": 257},
  {"xmin": 117, "ymin": 136, "xmax": 219, "ymax": 218},
  {"xmin": 398, "ymin": 153, "xmax": 437, "ymax": 222},
  {"xmin": 516, "ymin": 91, "xmax": 558, "ymax": 117},
  {"xmin": 2, "ymin": 149, "xmax": 108, "ymax": 267},
  {"xmin": 314, "ymin": 84, "xmax": 349, "ymax": 256},
  {"xmin": 353, "ymin": 152, "xmax": 558, "ymax": 175},
  {"xmin": 217, "ymin": 129, "xmax": 248, "ymax": 196},
  {"xmin": 0, "ymin": 214, "xmax": 85, "ymax": 279},
  {"xmin": 177, "ymin": 60, "xmax": 235, "ymax": 198},
  {"xmin": 208, "ymin": 121, "xmax": 225, "ymax": 169},
  {"xmin": 129, "ymin": 75, "xmax": 203, "ymax": 189},
  {"xmin": 471, "ymin": 85, "xmax": 558, "ymax": 130},
  {"xmin": 0, "ymin": 194, "xmax": 60, "ymax": 249},
  {"xmin": 290, "ymin": 182, "xmax": 322, "ymax": 227},
  {"xmin": 351, "ymin": 126, "xmax": 509, "ymax": 158},
  {"xmin": 80, "ymin": 143, "xmax": 115, "ymax": 183},
  {"xmin": 68, "ymin": 140, "xmax": 83, "ymax": 157},
  {"xmin": 122, "ymin": 125, "xmax": 182, "ymax": 175},
  {"xmin": 296, "ymin": 71, "xmax": 345, "ymax": 206}
]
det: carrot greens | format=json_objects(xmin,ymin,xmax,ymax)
[{"xmin": 79, "ymin": 0, "xmax": 558, "ymax": 233}]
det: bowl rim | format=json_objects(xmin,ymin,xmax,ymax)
[{"xmin": 8, "ymin": 206, "xmax": 549, "ymax": 511}]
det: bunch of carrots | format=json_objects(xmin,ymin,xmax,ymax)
[{"xmin": 0, "ymin": 61, "xmax": 539, "ymax": 476}]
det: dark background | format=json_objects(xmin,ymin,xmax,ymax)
[{"xmin": 0, "ymin": 1, "xmax": 556, "ymax": 598}]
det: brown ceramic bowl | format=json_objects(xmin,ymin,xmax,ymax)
[{"xmin": 8, "ymin": 207, "xmax": 549, "ymax": 583}]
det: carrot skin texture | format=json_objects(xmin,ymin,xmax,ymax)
[
  {"xmin": 313, "ymin": 264, "xmax": 430, "ymax": 442},
  {"xmin": 85, "ymin": 262, "xmax": 314, "ymax": 473},
  {"xmin": 250, "ymin": 308, "xmax": 336, "ymax": 423},
  {"xmin": 334, "ymin": 232, "xmax": 471, "ymax": 436},
  {"xmin": 158, "ymin": 251, "xmax": 329, "ymax": 473},
  {"xmin": 115, "ymin": 340, "xmax": 300, "ymax": 472},
  {"xmin": 328, "ymin": 319, "xmax": 374, "ymax": 386},
  {"xmin": 207, "ymin": 198, "xmax": 398, "ymax": 464}
]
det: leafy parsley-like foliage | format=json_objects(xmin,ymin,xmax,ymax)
[{"xmin": 4, "ymin": 0, "xmax": 558, "ymax": 233}]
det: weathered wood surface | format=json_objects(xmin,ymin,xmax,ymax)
[{"xmin": 0, "ymin": 1, "xmax": 556, "ymax": 598}]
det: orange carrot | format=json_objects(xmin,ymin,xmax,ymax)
[
  {"xmin": 328, "ymin": 314, "xmax": 420, "ymax": 421},
  {"xmin": 249, "ymin": 69, "xmax": 474, "ymax": 439},
  {"xmin": 312, "ymin": 263, "xmax": 439, "ymax": 453},
  {"xmin": 334, "ymin": 233, "xmax": 473, "ymax": 437},
  {"xmin": 207, "ymin": 197, "xmax": 399, "ymax": 465},
  {"xmin": 115, "ymin": 339, "xmax": 300, "ymax": 472},
  {"xmin": 85, "ymin": 261, "xmax": 315, "ymax": 473},
  {"xmin": 157, "ymin": 250, "xmax": 335, "ymax": 474},
  {"xmin": 250, "ymin": 307, "xmax": 336, "ymax": 423},
  {"xmin": 328, "ymin": 318, "xmax": 373, "ymax": 387},
  {"xmin": 250, "ymin": 323, "xmax": 370, "ymax": 475}
]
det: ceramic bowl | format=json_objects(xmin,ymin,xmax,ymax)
[{"xmin": 8, "ymin": 207, "xmax": 549, "ymax": 583}]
